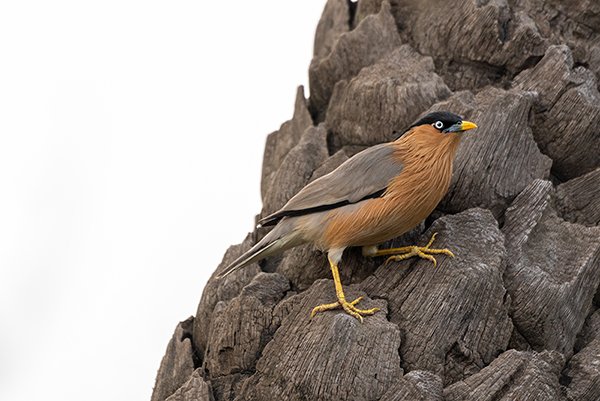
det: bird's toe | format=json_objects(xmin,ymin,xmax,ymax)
[{"xmin": 310, "ymin": 296, "xmax": 379, "ymax": 322}]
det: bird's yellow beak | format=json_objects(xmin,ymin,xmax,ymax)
[{"xmin": 460, "ymin": 120, "xmax": 478, "ymax": 131}]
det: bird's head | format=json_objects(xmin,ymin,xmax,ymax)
[
  {"xmin": 395, "ymin": 111, "xmax": 477, "ymax": 157},
  {"xmin": 409, "ymin": 111, "xmax": 477, "ymax": 135}
]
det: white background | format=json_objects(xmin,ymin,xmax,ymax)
[{"xmin": 0, "ymin": 1, "xmax": 326, "ymax": 400}]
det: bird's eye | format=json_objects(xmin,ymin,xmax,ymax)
[{"xmin": 433, "ymin": 121, "xmax": 444, "ymax": 130}]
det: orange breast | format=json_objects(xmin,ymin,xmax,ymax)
[{"xmin": 321, "ymin": 128, "xmax": 460, "ymax": 249}]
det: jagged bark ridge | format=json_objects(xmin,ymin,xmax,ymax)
[{"xmin": 152, "ymin": 1, "xmax": 600, "ymax": 400}]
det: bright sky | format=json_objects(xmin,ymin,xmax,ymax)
[{"xmin": 0, "ymin": 1, "xmax": 326, "ymax": 400}]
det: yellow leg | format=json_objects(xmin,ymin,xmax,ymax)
[
  {"xmin": 369, "ymin": 232, "xmax": 454, "ymax": 267},
  {"xmin": 310, "ymin": 257, "xmax": 380, "ymax": 322}
]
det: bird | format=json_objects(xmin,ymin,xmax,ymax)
[{"xmin": 218, "ymin": 111, "xmax": 477, "ymax": 321}]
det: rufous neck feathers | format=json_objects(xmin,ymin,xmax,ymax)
[{"xmin": 394, "ymin": 124, "xmax": 462, "ymax": 163}]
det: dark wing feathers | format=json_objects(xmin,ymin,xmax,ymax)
[{"xmin": 259, "ymin": 143, "xmax": 403, "ymax": 226}]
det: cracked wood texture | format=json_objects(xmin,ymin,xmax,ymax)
[{"xmin": 152, "ymin": 1, "xmax": 600, "ymax": 400}]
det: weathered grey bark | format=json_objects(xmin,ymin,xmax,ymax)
[
  {"xmin": 391, "ymin": 0, "xmax": 549, "ymax": 90},
  {"xmin": 309, "ymin": 1, "xmax": 402, "ymax": 120},
  {"xmin": 326, "ymin": 44, "xmax": 451, "ymax": 150},
  {"xmin": 514, "ymin": 45, "xmax": 600, "ymax": 180},
  {"xmin": 312, "ymin": 0, "xmax": 349, "ymax": 60},
  {"xmin": 260, "ymin": 86, "xmax": 313, "ymax": 201},
  {"xmin": 444, "ymin": 349, "xmax": 565, "ymax": 401},
  {"xmin": 236, "ymin": 280, "xmax": 398, "ymax": 401},
  {"xmin": 165, "ymin": 369, "xmax": 213, "ymax": 401},
  {"xmin": 502, "ymin": 180, "xmax": 600, "ymax": 356},
  {"xmin": 556, "ymin": 168, "xmax": 600, "ymax": 227},
  {"xmin": 192, "ymin": 236, "xmax": 262, "ymax": 356},
  {"xmin": 152, "ymin": 0, "xmax": 600, "ymax": 399},
  {"xmin": 379, "ymin": 370, "xmax": 443, "ymax": 401},
  {"xmin": 564, "ymin": 339, "xmax": 600, "ymax": 401},
  {"xmin": 152, "ymin": 318, "xmax": 197, "ymax": 401},
  {"xmin": 435, "ymin": 88, "xmax": 552, "ymax": 217},
  {"xmin": 261, "ymin": 124, "xmax": 329, "ymax": 217},
  {"xmin": 203, "ymin": 273, "xmax": 289, "ymax": 379},
  {"xmin": 576, "ymin": 309, "xmax": 600, "ymax": 353},
  {"xmin": 362, "ymin": 208, "xmax": 513, "ymax": 385}
]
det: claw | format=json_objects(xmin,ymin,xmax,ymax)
[
  {"xmin": 425, "ymin": 232, "xmax": 438, "ymax": 248},
  {"xmin": 311, "ymin": 296, "xmax": 380, "ymax": 322},
  {"xmin": 416, "ymin": 249, "xmax": 437, "ymax": 266},
  {"xmin": 371, "ymin": 233, "xmax": 454, "ymax": 267}
]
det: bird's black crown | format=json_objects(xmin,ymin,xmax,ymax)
[{"xmin": 410, "ymin": 111, "xmax": 463, "ymax": 132}]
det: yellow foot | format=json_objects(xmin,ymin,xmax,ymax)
[
  {"xmin": 310, "ymin": 296, "xmax": 380, "ymax": 323},
  {"xmin": 375, "ymin": 232, "xmax": 454, "ymax": 267}
]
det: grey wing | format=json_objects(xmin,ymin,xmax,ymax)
[{"xmin": 259, "ymin": 143, "xmax": 404, "ymax": 226}]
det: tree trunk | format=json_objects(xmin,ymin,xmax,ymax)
[{"xmin": 152, "ymin": 1, "xmax": 600, "ymax": 400}]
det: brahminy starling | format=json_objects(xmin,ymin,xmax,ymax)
[{"xmin": 219, "ymin": 111, "xmax": 478, "ymax": 321}]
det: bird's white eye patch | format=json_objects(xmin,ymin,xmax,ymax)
[{"xmin": 433, "ymin": 121, "xmax": 444, "ymax": 130}]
